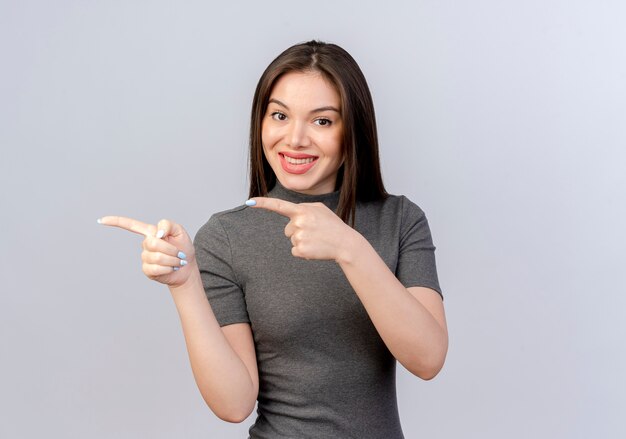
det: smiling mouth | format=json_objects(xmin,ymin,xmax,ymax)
[
  {"xmin": 282, "ymin": 155, "xmax": 316, "ymax": 165},
  {"xmin": 278, "ymin": 153, "xmax": 318, "ymax": 174}
]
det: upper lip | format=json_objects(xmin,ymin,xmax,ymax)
[{"xmin": 280, "ymin": 152, "xmax": 318, "ymax": 159}]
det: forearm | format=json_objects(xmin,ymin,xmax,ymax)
[
  {"xmin": 337, "ymin": 232, "xmax": 448, "ymax": 379},
  {"xmin": 168, "ymin": 266, "xmax": 257, "ymax": 421}
]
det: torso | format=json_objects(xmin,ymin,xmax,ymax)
[{"xmin": 195, "ymin": 183, "xmax": 440, "ymax": 438}]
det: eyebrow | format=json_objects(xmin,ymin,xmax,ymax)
[{"xmin": 268, "ymin": 98, "xmax": 341, "ymax": 115}]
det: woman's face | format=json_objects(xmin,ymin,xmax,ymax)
[{"xmin": 262, "ymin": 71, "xmax": 344, "ymax": 195}]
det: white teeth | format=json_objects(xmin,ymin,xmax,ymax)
[{"xmin": 284, "ymin": 155, "xmax": 315, "ymax": 165}]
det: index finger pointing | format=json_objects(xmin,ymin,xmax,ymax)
[
  {"xmin": 97, "ymin": 216, "xmax": 154, "ymax": 236},
  {"xmin": 247, "ymin": 197, "xmax": 299, "ymax": 218}
]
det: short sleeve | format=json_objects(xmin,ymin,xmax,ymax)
[
  {"xmin": 193, "ymin": 214, "xmax": 250, "ymax": 326},
  {"xmin": 396, "ymin": 197, "xmax": 443, "ymax": 299}
]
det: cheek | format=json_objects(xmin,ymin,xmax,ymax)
[
  {"xmin": 329, "ymin": 131, "xmax": 344, "ymax": 161},
  {"xmin": 261, "ymin": 124, "xmax": 278, "ymax": 151}
]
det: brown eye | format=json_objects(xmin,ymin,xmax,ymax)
[
  {"xmin": 271, "ymin": 112, "xmax": 287, "ymax": 121},
  {"xmin": 314, "ymin": 118, "xmax": 332, "ymax": 127}
]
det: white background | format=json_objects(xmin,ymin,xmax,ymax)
[{"xmin": 1, "ymin": 1, "xmax": 624, "ymax": 437}]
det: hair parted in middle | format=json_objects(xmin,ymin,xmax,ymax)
[{"xmin": 248, "ymin": 40, "xmax": 387, "ymax": 225}]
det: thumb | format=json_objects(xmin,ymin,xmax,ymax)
[{"xmin": 155, "ymin": 219, "xmax": 181, "ymax": 240}]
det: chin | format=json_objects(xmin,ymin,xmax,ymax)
[
  {"xmin": 278, "ymin": 176, "xmax": 312, "ymax": 192},
  {"xmin": 276, "ymin": 174, "xmax": 330, "ymax": 195}
]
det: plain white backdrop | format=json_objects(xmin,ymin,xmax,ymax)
[{"xmin": 1, "ymin": 1, "xmax": 624, "ymax": 437}]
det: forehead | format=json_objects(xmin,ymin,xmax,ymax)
[{"xmin": 269, "ymin": 71, "xmax": 340, "ymax": 107}]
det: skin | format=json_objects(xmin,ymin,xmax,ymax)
[
  {"xmin": 262, "ymin": 71, "xmax": 344, "ymax": 195},
  {"xmin": 99, "ymin": 70, "xmax": 448, "ymax": 422}
]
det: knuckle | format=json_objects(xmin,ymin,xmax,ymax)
[
  {"xmin": 158, "ymin": 218, "xmax": 170, "ymax": 229},
  {"xmin": 284, "ymin": 224, "xmax": 293, "ymax": 237}
]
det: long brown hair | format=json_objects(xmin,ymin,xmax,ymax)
[{"xmin": 249, "ymin": 40, "xmax": 387, "ymax": 225}]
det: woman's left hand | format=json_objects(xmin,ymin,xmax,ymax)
[{"xmin": 248, "ymin": 197, "xmax": 357, "ymax": 261}]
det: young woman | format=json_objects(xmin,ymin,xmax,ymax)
[{"xmin": 99, "ymin": 41, "xmax": 447, "ymax": 438}]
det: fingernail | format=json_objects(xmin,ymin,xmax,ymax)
[
  {"xmin": 245, "ymin": 199, "xmax": 256, "ymax": 207},
  {"xmin": 156, "ymin": 230, "xmax": 165, "ymax": 239},
  {"xmin": 96, "ymin": 218, "xmax": 102, "ymax": 224},
  {"xmin": 177, "ymin": 251, "xmax": 187, "ymax": 259},
  {"xmin": 173, "ymin": 267, "xmax": 180, "ymax": 271},
  {"xmin": 180, "ymin": 259, "xmax": 188, "ymax": 266}
]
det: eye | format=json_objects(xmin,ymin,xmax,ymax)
[
  {"xmin": 314, "ymin": 118, "xmax": 332, "ymax": 127},
  {"xmin": 271, "ymin": 111, "xmax": 287, "ymax": 121}
]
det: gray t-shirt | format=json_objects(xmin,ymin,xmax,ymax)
[{"xmin": 194, "ymin": 183, "xmax": 441, "ymax": 439}]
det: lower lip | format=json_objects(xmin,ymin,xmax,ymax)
[{"xmin": 279, "ymin": 154, "xmax": 318, "ymax": 174}]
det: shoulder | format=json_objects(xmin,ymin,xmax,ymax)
[
  {"xmin": 358, "ymin": 193, "xmax": 427, "ymax": 221},
  {"xmin": 203, "ymin": 201, "xmax": 282, "ymax": 227},
  {"xmin": 194, "ymin": 205, "xmax": 251, "ymax": 245},
  {"xmin": 205, "ymin": 204, "xmax": 249, "ymax": 227},
  {"xmin": 386, "ymin": 195, "xmax": 435, "ymax": 245},
  {"xmin": 196, "ymin": 204, "xmax": 243, "ymax": 231},
  {"xmin": 194, "ymin": 202, "xmax": 286, "ymax": 246},
  {"xmin": 354, "ymin": 193, "xmax": 429, "ymax": 240}
]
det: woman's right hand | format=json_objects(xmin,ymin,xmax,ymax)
[{"xmin": 98, "ymin": 216, "xmax": 196, "ymax": 287}]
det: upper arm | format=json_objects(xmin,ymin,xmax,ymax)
[
  {"xmin": 407, "ymin": 286, "xmax": 448, "ymax": 338},
  {"xmin": 397, "ymin": 198, "xmax": 442, "ymax": 297},
  {"xmin": 221, "ymin": 323, "xmax": 259, "ymax": 397}
]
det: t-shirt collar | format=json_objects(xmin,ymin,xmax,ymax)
[{"xmin": 268, "ymin": 181, "xmax": 341, "ymax": 210}]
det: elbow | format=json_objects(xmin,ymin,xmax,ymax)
[
  {"xmin": 211, "ymin": 402, "xmax": 255, "ymax": 424},
  {"xmin": 414, "ymin": 361, "xmax": 444, "ymax": 381},
  {"xmin": 203, "ymin": 393, "xmax": 256, "ymax": 424},
  {"xmin": 405, "ymin": 342, "xmax": 448, "ymax": 381},
  {"xmin": 406, "ymin": 357, "xmax": 445, "ymax": 381},
  {"xmin": 216, "ymin": 409, "xmax": 253, "ymax": 424},
  {"xmin": 197, "ymin": 379, "xmax": 258, "ymax": 424}
]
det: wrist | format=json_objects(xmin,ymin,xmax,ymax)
[
  {"xmin": 169, "ymin": 262, "xmax": 202, "ymax": 297},
  {"xmin": 335, "ymin": 229, "xmax": 368, "ymax": 266}
]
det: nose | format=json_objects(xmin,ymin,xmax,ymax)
[{"xmin": 286, "ymin": 121, "xmax": 311, "ymax": 149}]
